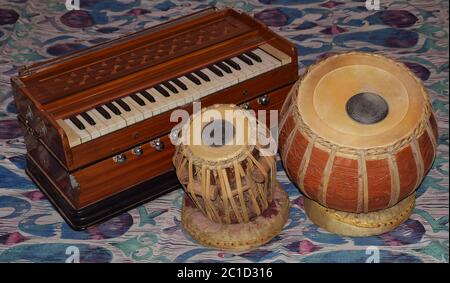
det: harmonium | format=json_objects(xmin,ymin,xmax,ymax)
[{"xmin": 11, "ymin": 7, "xmax": 298, "ymax": 229}]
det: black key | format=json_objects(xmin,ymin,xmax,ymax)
[
  {"xmin": 216, "ymin": 62, "xmax": 232, "ymax": 74},
  {"xmin": 172, "ymin": 78, "xmax": 187, "ymax": 90},
  {"xmin": 163, "ymin": 81, "xmax": 179, "ymax": 94},
  {"xmin": 140, "ymin": 90, "xmax": 156, "ymax": 103},
  {"xmin": 115, "ymin": 99, "xmax": 131, "ymax": 112},
  {"xmin": 195, "ymin": 70, "xmax": 210, "ymax": 82},
  {"xmin": 106, "ymin": 102, "xmax": 121, "ymax": 115},
  {"xmin": 208, "ymin": 65, "xmax": 223, "ymax": 77},
  {"xmin": 225, "ymin": 59, "xmax": 241, "ymax": 70},
  {"xmin": 96, "ymin": 106, "xmax": 111, "ymax": 119},
  {"xmin": 131, "ymin": 94, "xmax": 146, "ymax": 106},
  {"xmin": 238, "ymin": 54, "xmax": 253, "ymax": 65},
  {"xmin": 155, "ymin": 85, "xmax": 170, "ymax": 97},
  {"xmin": 69, "ymin": 116, "xmax": 85, "ymax": 130},
  {"xmin": 245, "ymin": 50, "xmax": 262, "ymax": 63},
  {"xmin": 80, "ymin": 112, "xmax": 96, "ymax": 126},
  {"xmin": 186, "ymin": 73, "xmax": 201, "ymax": 85}
]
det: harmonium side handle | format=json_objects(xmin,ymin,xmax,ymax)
[{"xmin": 11, "ymin": 77, "xmax": 74, "ymax": 168}]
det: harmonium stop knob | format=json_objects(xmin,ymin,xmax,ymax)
[
  {"xmin": 113, "ymin": 153, "xmax": 127, "ymax": 164},
  {"xmin": 150, "ymin": 138, "xmax": 165, "ymax": 152},
  {"xmin": 257, "ymin": 95, "xmax": 270, "ymax": 106},
  {"xmin": 132, "ymin": 146, "xmax": 144, "ymax": 156}
]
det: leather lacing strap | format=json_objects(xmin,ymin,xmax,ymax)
[
  {"xmin": 282, "ymin": 125, "xmax": 298, "ymax": 172},
  {"xmin": 220, "ymin": 169, "xmax": 244, "ymax": 224},
  {"xmin": 357, "ymin": 151, "xmax": 369, "ymax": 213},
  {"xmin": 233, "ymin": 161, "xmax": 249, "ymax": 223},
  {"xmin": 201, "ymin": 166, "xmax": 221, "ymax": 222},
  {"xmin": 297, "ymin": 135, "xmax": 316, "ymax": 198},
  {"xmin": 188, "ymin": 159, "xmax": 207, "ymax": 216},
  {"xmin": 387, "ymin": 153, "xmax": 401, "ymax": 207},
  {"xmin": 320, "ymin": 146, "xmax": 337, "ymax": 207},
  {"xmin": 410, "ymin": 136, "xmax": 424, "ymax": 190},
  {"xmin": 247, "ymin": 152, "xmax": 269, "ymax": 210}
]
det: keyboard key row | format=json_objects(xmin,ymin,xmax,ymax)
[{"xmin": 58, "ymin": 45, "xmax": 291, "ymax": 147}]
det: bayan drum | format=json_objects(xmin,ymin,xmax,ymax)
[
  {"xmin": 173, "ymin": 104, "xmax": 289, "ymax": 250},
  {"xmin": 279, "ymin": 52, "xmax": 438, "ymax": 236}
]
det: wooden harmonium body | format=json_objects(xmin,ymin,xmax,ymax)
[{"xmin": 11, "ymin": 8, "xmax": 298, "ymax": 229}]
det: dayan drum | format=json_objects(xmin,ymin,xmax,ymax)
[
  {"xmin": 279, "ymin": 52, "xmax": 438, "ymax": 236},
  {"xmin": 173, "ymin": 104, "xmax": 289, "ymax": 250}
]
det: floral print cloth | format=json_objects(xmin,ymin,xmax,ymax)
[{"xmin": 0, "ymin": 0, "xmax": 448, "ymax": 262}]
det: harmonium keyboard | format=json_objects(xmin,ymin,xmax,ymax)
[{"xmin": 11, "ymin": 7, "xmax": 298, "ymax": 229}]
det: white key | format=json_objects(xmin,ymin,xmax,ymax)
[
  {"xmin": 179, "ymin": 76, "xmax": 203, "ymax": 100},
  {"xmin": 57, "ymin": 119, "xmax": 81, "ymax": 147},
  {"xmin": 64, "ymin": 118, "xmax": 91, "ymax": 143},
  {"xmin": 234, "ymin": 55, "xmax": 251, "ymax": 67},
  {"xmin": 87, "ymin": 110, "xmax": 110, "ymax": 136},
  {"xmin": 155, "ymin": 86, "xmax": 178, "ymax": 110},
  {"xmin": 222, "ymin": 61, "xmax": 243, "ymax": 81},
  {"xmin": 169, "ymin": 80, "xmax": 193, "ymax": 106},
  {"xmin": 228, "ymin": 58, "xmax": 255, "ymax": 79},
  {"xmin": 103, "ymin": 105, "xmax": 127, "ymax": 130},
  {"xmin": 202, "ymin": 68, "xmax": 228, "ymax": 91},
  {"xmin": 193, "ymin": 72, "xmax": 215, "ymax": 97},
  {"xmin": 81, "ymin": 113, "xmax": 106, "ymax": 137},
  {"xmin": 187, "ymin": 73, "xmax": 211, "ymax": 97},
  {"xmin": 88, "ymin": 107, "xmax": 117, "ymax": 135},
  {"xmin": 249, "ymin": 49, "xmax": 276, "ymax": 71},
  {"xmin": 123, "ymin": 97, "xmax": 144, "ymax": 122},
  {"xmin": 177, "ymin": 77, "xmax": 203, "ymax": 105},
  {"xmin": 135, "ymin": 92, "xmax": 157, "ymax": 118},
  {"xmin": 205, "ymin": 66, "xmax": 227, "ymax": 84},
  {"xmin": 218, "ymin": 63, "xmax": 242, "ymax": 83},
  {"xmin": 142, "ymin": 89, "xmax": 163, "ymax": 115},
  {"xmin": 240, "ymin": 58, "xmax": 260, "ymax": 79},
  {"xmin": 146, "ymin": 88, "xmax": 172, "ymax": 115},
  {"xmin": 77, "ymin": 114, "xmax": 100, "ymax": 139},
  {"xmin": 129, "ymin": 95, "xmax": 153, "ymax": 119},
  {"xmin": 235, "ymin": 55, "xmax": 266, "ymax": 76},
  {"xmin": 217, "ymin": 68, "xmax": 238, "ymax": 88},
  {"xmin": 254, "ymin": 49, "xmax": 281, "ymax": 68},
  {"xmin": 152, "ymin": 88, "xmax": 178, "ymax": 114},
  {"xmin": 244, "ymin": 51, "xmax": 273, "ymax": 73},
  {"xmin": 113, "ymin": 101, "xmax": 136, "ymax": 126},
  {"xmin": 179, "ymin": 76, "xmax": 201, "ymax": 98},
  {"xmin": 161, "ymin": 83, "xmax": 185, "ymax": 107}
]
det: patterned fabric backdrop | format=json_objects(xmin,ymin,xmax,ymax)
[{"xmin": 0, "ymin": 0, "xmax": 448, "ymax": 263}]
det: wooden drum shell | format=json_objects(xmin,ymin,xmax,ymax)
[
  {"xmin": 279, "ymin": 53, "xmax": 438, "ymax": 214},
  {"xmin": 173, "ymin": 104, "xmax": 277, "ymax": 224}
]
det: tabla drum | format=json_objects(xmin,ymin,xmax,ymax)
[
  {"xmin": 279, "ymin": 52, "xmax": 438, "ymax": 236},
  {"xmin": 173, "ymin": 104, "xmax": 289, "ymax": 250}
]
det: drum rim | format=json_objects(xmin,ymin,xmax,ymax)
[
  {"xmin": 178, "ymin": 104, "xmax": 259, "ymax": 167},
  {"xmin": 290, "ymin": 52, "xmax": 433, "ymax": 156}
]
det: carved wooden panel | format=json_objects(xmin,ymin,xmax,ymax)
[{"xmin": 32, "ymin": 17, "xmax": 251, "ymax": 101}]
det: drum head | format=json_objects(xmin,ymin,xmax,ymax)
[
  {"xmin": 181, "ymin": 104, "xmax": 256, "ymax": 163},
  {"xmin": 297, "ymin": 53, "xmax": 428, "ymax": 149}
]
